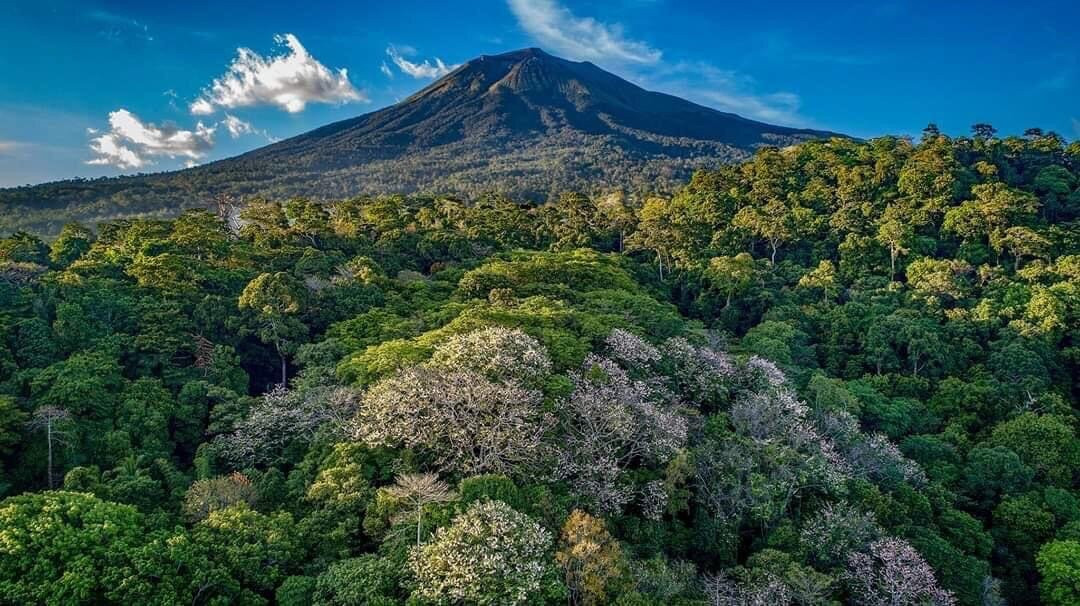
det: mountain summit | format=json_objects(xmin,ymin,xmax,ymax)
[
  {"xmin": 1, "ymin": 48, "xmax": 839, "ymax": 234},
  {"xmin": 261, "ymin": 47, "xmax": 829, "ymax": 154}
]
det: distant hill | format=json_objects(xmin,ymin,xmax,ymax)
[{"xmin": 0, "ymin": 48, "xmax": 839, "ymax": 234}]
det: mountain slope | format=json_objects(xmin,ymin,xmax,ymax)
[{"xmin": 0, "ymin": 48, "xmax": 839, "ymax": 234}]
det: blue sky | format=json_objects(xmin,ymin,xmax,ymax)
[{"xmin": 1, "ymin": 0, "xmax": 1077, "ymax": 187}]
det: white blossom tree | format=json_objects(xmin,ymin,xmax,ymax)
[
  {"xmin": 815, "ymin": 409, "xmax": 927, "ymax": 487},
  {"xmin": 696, "ymin": 388, "xmax": 849, "ymax": 527},
  {"xmin": 354, "ymin": 366, "xmax": 551, "ymax": 475},
  {"xmin": 701, "ymin": 572, "xmax": 793, "ymax": 606},
  {"xmin": 429, "ymin": 326, "xmax": 552, "ymax": 385},
  {"xmin": 660, "ymin": 336, "xmax": 735, "ymax": 409},
  {"xmin": 409, "ymin": 500, "xmax": 554, "ymax": 605},
  {"xmin": 799, "ymin": 502, "xmax": 883, "ymax": 567},
  {"xmin": 218, "ymin": 385, "xmax": 356, "ymax": 467},
  {"xmin": 846, "ymin": 537, "xmax": 956, "ymax": 606},
  {"xmin": 556, "ymin": 355, "xmax": 688, "ymax": 514},
  {"xmin": 605, "ymin": 328, "xmax": 662, "ymax": 367}
]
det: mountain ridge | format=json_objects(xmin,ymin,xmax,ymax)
[{"xmin": 0, "ymin": 47, "xmax": 841, "ymax": 235}]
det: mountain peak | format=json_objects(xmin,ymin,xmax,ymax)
[{"xmin": 0, "ymin": 48, "xmax": 841, "ymax": 234}]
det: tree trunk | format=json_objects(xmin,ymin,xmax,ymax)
[
  {"xmin": 46, "ymin": 420, "xmax": 54, "ymax": 489},
  {"xmin": 416, "ymin": 502, "xmax": 423, "ymax": 546},
  {"xmin": 280, "ymin": 355, "xmax": 287, "ymax": 386},
  {"xmin": 770, "ymin": 241, "xmax": 778, "ymax": 264}
]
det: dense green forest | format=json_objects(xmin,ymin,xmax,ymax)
[{"xmin": 0, "ymin": 126, "xmax": 1078, "ymax": 605}]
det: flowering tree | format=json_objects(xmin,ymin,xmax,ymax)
[
  {"xmin": 409, "ymin": 500, "xmax": 555, "ymax": 605},
  {"xmin": 799, "ymin": 502, "xmax": 882, "ymax": 567},
  {"xmin": 218, "ymin": 385, "xmax": 356, "ymax": 467},
  {"xmin": 816, "ymin": 409, "xmax": 927, "ymax": 487},
  {"xmin": 556, "ymin": 355, "xmax": 687, "ymax": 513},
  {"xmin": 701, "ymin": 571, "xmax": 793, "ymax": 606},
  {"xmin": 429, "ymin": 326, "xmax": 552, "ymax": 385},
  {"xmin": 354, "ymin": 366, "xmax": 550, "ymax": 475},
  {"xmin": 846, "ymin": 538, "xmax": 956, "ymax": 606},
  {"xmin": 696, "ymin": 388, "xmax": 848, "ymax": 526},
  {"xmin": 659, "ymin": 336, "xmax": 734, "ymax": 409},
  {"xmin": 605, "ymin": 328, "xmax": 661, "ymax": 368}
]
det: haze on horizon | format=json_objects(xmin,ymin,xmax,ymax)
[{"xmin": 1, "ymin": 0, "xmax": 1077, "ymax": 187}]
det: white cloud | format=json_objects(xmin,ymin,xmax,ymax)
[
  {"xmin": 380, "ymin": 61, "xmax": 394, "ymax": 78},
  {"xmin": 191, "ymin": 33, "xmax": 365, "ymax": 115},
  {"xmin": 221, "ymin": 114, "xmax": 276, "ymax": 141},
  {"xmin": 386, "ymin": 46, "xmax": 457, "ymax": 79},
  {"xmin": 507, "ymin": 0, "xmax": 661, "ymax": 65},
  {"xmin": 0, "ymin": 141, "xmax": 18, "ymax": 155},
  {"xmin": 88, "ymin": 109, "xmax": 215, "ymax": 170},
  {"xmin": 222, "ymin": 114, "xmax": 255, "ymax": 138}
]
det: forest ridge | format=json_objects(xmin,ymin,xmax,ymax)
[{"xmin": 0, "ymin": 127, "xmax": 1077, "ymax": 605}]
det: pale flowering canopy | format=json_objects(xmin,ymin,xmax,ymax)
[
  {"xmin": 353, "ymin": 365, "xmax": 551, "ymax": 475},
  {"xmin": 429, "ymin": 325, "xmax": 552, "ymax": 385},
  {"xmin": 409, "ymin": 500, "xmax": 554, "ymax": 605},
  {"xmin": 846, "ymin": 537, "xmax": 957, "ymax": 606}
]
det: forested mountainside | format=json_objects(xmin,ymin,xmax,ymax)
[
  {"xmin": 0, "ymin": 127, "xmax": 1078, "ymax": 605},
  {"xmin": 0, "ymin": 48, "xmax": 835, "ymax": 236}
]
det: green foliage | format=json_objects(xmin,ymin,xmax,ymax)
[
  {"xmin": 1037, "ymin": 540, "xmax": 1080, "ymax": 606},
  {"xmin": 0, "ymin": 491, "xmax": 146, "ymax": 604},
  {"xmin": 0, "ymin": 129, "xmax": 1076, "ymax": 605}
]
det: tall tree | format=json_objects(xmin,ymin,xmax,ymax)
[{"xmin": 238, "ymin": 272, "xmax": 308, "ymax": 385}]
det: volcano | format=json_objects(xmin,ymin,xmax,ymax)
[{"xmin": 0, "ymin": 48, "xmax": 839, "ymax": 234}]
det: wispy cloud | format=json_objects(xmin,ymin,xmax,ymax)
[
  {"xmin": 87, "ymin": 109, "xmax": 215, "ymax": 170},
  {"xmin": 386, "ymin": 46, "xmax": 458, "ymax": 79},
  {"xmin": 507, "ymin": 0, "xmax": 661, "ymax": 65},
  {"xmin": 86, "ymin": 9, "xmax": 154, "ymax": 42},
  {"xmin": 0, "ymin": 141, "xmax": 20, "ymax": 155},
  {"xmin": 380, "ymin": 62, "xmax": 394, "ymax": 78},
  {"xmin": 222, "ymin": 114, "xmax": 276, "ymax": 142},
  {"xmin": 222, "ymin": 114, "xmax": 254, "ymax": 138},
  {"xmin": 191, "ymin": 34, "xmax": 366, "ymax": 115},
  {"xmin": 642, "ymin": 61, "xmax": 805, "ymax": 125},
  {"xmin": 507, "ymin": 0, "xmax": 806, "ymax": 126}
]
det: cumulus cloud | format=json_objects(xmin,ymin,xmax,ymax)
[
  {"xmin": 386, "ymin": 45, "xmax": 458, "ymax": 79},
  {"xmin": 87, "ymin": 109, "xmax": 215, "ymax": 170},
  {"xmin": 191, "ymin": 33, "xmax": 365, "ymax": 115},
  {"xmin": 507, "ymin": 0, "xmax": 661, "ymax": 65}
]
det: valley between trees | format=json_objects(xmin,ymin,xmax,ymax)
[{"xmin": 0, "ymin": 127, "xmax": 1077, "ymax": 605}]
